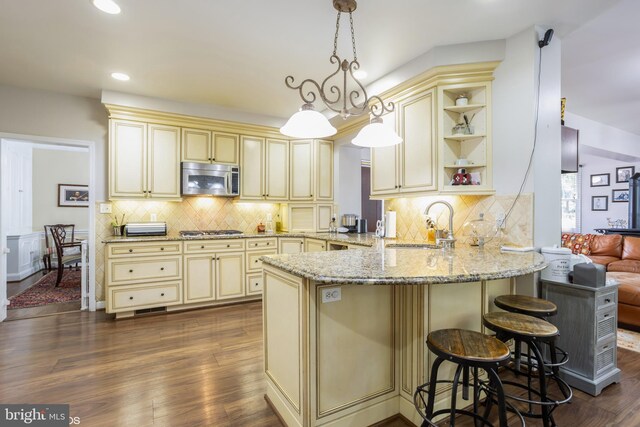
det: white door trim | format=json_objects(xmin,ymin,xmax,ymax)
[{"xmin": 0, "ymin": 132, "xmax": 97, "ymax": 319}]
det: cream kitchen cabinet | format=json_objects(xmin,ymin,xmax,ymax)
[
  {"xmin": 183, "ymin": 251, "xmax": 246, "ymax": 302},
  {"xmin": 181, "ymin": 128, "xmax": 239, "ymax": 165},
  {"xmin": 370, "ymin": 89, "xmax": 436, "ymax": 197},
  {"xmin": 240, "ymin": 136, "xmax": 289, "ymax": 201},
  {"xmin": 290, "ymin": 139, "xmax": 333, "ymax": 201},
  {"xmin": 109, "ymin": 120, "xmax": 181, "ymax": 200},
  {"xmin": 304, "ymin": 238, "xmax": 326, "ymax": 252},
  {"xmin": 278, "ymin": 237, "xmax": 305, "ymax": 254}
]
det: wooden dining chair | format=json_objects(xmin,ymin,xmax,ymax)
[{"xmin": 48, "ymin": 224, "xmax": 82, "ymax": 286}]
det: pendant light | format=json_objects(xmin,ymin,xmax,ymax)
[{"xmin": 281, "ymin": 0, "xmax": 402, "ymax": 148}]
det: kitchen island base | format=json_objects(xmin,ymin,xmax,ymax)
[{"xmin": 263, "ymin": 265, "xmax": 515, "ymax": 426}]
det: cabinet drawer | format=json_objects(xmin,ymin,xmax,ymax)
[
  {"xmin": 246, "ymin": 249, "xmax": 278, "ymax": 273},
  {"xmin": 595, "ymin": 339, "xmax": 616, "ymax": 374},
  {"xmin": 596, "ymin": 309, "xmax": 616, "ymax": 342},
  {"xmin": 246, "ymin": 273, "xmax": 263, "ymax": 295},
  {"xmin": 596, "ymin": 291, "xmax": 616, "ymax": 311},
  {"xmin": 109, "ymin": 282, "xmax": 182, "ymax": 312},
  {"xmin": 246, "ymin": 238, "xmax": 277, "ymax": 250},
  {"xmin": 107, "ymin": 256, "xmax": 182, "ymax": 285},
  {"xmin": 108, "ymin": 241, "xmax": 182, "ymax": 258},
  {"xmin": 183, "ymin": 239, "xmax": 245, "ymax": 253}
]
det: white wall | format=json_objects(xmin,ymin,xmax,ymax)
[
  {"xmin": 0, "ymin": 84, "xmax": 108, "ymax": 200},
  {"xmin": 32, "ymin": 148, "xmax": 90, "ymax": 231},
  {"xmin": 580, "ymin": 154, "xmax": 640, "ymax": 233},
  {"xmin": 565, "ymin": 112, "xmax": 640, "ymax": 156}
]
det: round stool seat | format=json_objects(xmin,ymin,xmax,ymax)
[
  {"xmin": 495, "ymin": 294, "xmax": 557, "ymax": 317},
  {"xmin": 427, "ymin": 329, "xmax": 510, "ymax": 366},
  {"xmin": 484, "ymin": 312, "xmax": 558, "ymax": 338}
]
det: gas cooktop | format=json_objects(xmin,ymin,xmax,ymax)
[{"xmin": 179, "ymin": 230, "xmax": 243, "ymax": 237}]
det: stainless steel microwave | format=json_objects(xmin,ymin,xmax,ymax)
[{"xmin": 181, "ymin": 162, "xmax": 240, "ymax": 197}]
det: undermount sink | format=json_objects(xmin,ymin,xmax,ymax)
[{"xmin": 385, "ymin": 243, "xmax": 440, "ymax": 249}]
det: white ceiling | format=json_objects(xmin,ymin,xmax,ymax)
[
  {"xmin": 0, "ymin": 0, "xmax": 620, "ymax": 121},
  {"xmin": 562, "ymin": 0, "xmax": 640, "ymax": 136}
]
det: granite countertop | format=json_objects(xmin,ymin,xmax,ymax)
[
  {"xmin": 102, "ymin": 231, "xmax": 381, "ymax": 246},
  {"xmin": 260, "ymin": 247, "xmax": 547, "ymax": 285}
]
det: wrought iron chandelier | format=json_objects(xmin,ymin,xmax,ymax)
[{"xmin": 280, "ymin": 0, "xmax": 402, "ymax": 147}]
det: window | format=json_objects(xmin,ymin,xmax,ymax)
[{"xmin": 561, "ymin": 172, "xmax": 580, "ymax": 232}]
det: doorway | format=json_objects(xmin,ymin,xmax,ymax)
[{"xmin": 0, "ymin": 134, "xmax": 96, "ymax": 322}]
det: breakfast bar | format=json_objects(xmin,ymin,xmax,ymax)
[{"xmin": 261, "ymin": 246, "xmax": 547, "ymax": 427}]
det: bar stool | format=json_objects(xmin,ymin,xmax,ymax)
[
  {"xmin": 483, "ymin": 312, "xmax": 572, "ymax": 427},
  {"xmin": 414, "ymin": 329, "xmax": 524, "ymax": 427}
]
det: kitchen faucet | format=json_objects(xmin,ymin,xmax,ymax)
[{"xmin": 424, "ymin": 201, "xmax": 456, "ymax": 248}]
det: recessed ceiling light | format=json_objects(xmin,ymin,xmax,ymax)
[
  {"xmin": 92, "ymin": 0, "xmax": 121, "ymax": 14},
  {"xmin": 111, "ymin": 72, "xmax": 130, "ymax": 81},
  {"xmin": 353, "ymin": 69, "xmax": 367, "ymax": 80}
]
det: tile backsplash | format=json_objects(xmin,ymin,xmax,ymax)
[{"xmin": 95, "ymin": 198, "xmax": 280, "ymax": 301}]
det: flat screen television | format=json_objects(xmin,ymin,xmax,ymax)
[{"xmin": 561, "ymin": 125, "xmax": 579, "ymax": 173}]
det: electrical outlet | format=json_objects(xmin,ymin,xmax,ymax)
[
  {"xmin": 321, "ymin": 288, "xmax": 342, "ymax": 303},
  {"xmin": 99, "ymin": 203, "xmax": 112, "ymax": 214},
  {"xmin": 150, "ymin": 213, "xmax": 157, "ymax": 222},
  {"xmin": 496, "ymin": 212, "xmax": 506, "ymax": 229}
]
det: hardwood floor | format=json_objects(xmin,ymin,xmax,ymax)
[{"xmin": 1, "ymin": 302, "xmax": 639, "ymax": 427}]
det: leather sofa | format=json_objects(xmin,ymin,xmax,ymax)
[{"xmin": 562, "ymin": 233, "xmax": 640, "ymax": 330}]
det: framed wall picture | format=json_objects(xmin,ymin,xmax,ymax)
[
  {"xmin": 592, "ymin": 195, "xmax": 608, "ymax": 211},
  {"xmin": 590, "ymin": 173, "xmax": 610, "ymax": 187},
  {"xmin": 58, "ymin": 184, "xmax": 89, "ymax": 207},
  {"xmin": 612, "ymin": 189, "xmax": 630, "ymax": 203},
  {"xmin": 616, "ymin": 166, "xmax": 635, "ymax": 183}
]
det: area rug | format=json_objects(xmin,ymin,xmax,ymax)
[
  {"xmin": 618, "ymin": 328, "xmax": 640, "ymax": 353},
  {"xmin": 8, "ymin": 270, "xmax": 81, "ymax": 309}
]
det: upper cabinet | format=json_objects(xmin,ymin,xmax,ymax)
[
  {"xmin": 371, "ymin": 90, "xmax": 436, "ymax": 197},
  {"xmin": 181, "ymin": 128, "xmax": 239, "ymax": 165},
  {"xmin": 240, "ymin": 136, "xmax": 289, "ymax": 201},
  {"xmin": 290, "ymin": 139, "xmax": 333, "ymax": 202},
  {"xmin": 437, "ymin": 81, "xmax": 493, "ymax": 193},
  {"xmin": 109, "ymin": 120, "xmax": 180, "ymax": 200}
]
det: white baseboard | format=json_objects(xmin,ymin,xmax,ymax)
[
  {"xmin": 7, "ymin": 266, "xmax": 40, "ymax": 282},
  {"xmin": 96, "ymin": 301, "xmax": 105, "ymax": 310}
]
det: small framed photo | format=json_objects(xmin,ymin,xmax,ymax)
[
  {"xmin": 590, "ymin": 173, "xmax": 610, "ymax": 187},
  {"xmin": 58, "ymin": 184, "xmax": 89, "ymax": 207},
  {"xmin": 616, "ymin": 166, "xmax": 635, "ymax": 183},
  {"xmin": 612, "ymin": 189, "xmax": 630, "ymax": 203},
  {"xmin": 592, "ymin": 196, "xmax": 608, "ymax": 211}
]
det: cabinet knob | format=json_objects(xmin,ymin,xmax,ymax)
[
  {"xmin": 208, "ymin": 158, "xmax": 212, "ymax": 161},
  {"xmin": 398, "ymin": 185, "xmax": 402, "ymax": 188},
  {"xmin": 161, "ymin": 293, "xmax": 165, "ymax": 296},
  {"xmin": 201, "ymin": 245, "xmax": 205, "ymax": 249},
  {"xmin": 254, "ymin": 243, "xmax": 258, "ymax": 246},
  {"xmin": 310, "ymin": 194, "xmax": 313, "ymax": 197},
  {"xmin": 227, "ymin": 244, "xmax": 230, "ymax": 248},
  {"xmin": 604, "ymin": 313, "xmax": 609, "ymax": 318},
  {"xmin": 266, "ymin": 194, "xmax": 269, "ymax": 197},
  {"xmin": 255, "ymin": 282, "xmax": 259, "ymax": 286},
  {"xmin": 605, "ymin": 298, "xmax": 611, "ymax": 303},
  {"xmin": 129, "ymin": 249, "xmax": 133, "ymax": 253},
  {"xmin": 267, "ymin": 242, "xmax": 270, "ymax": 245},
  {"xmin": 160, "ymin": 267, "xmax": 165, "ymax": 271},
  {"xmin": 212, "ymin": 158, "xmax": 215, "ymax": 161},
  {"xmin": 254, "ymin": 260, "xmax": 258, "ymax": 263},
  {"xmin": 129, "ymin": 269, "xmax": 133, "ymax": 273},
  {"xmin": 160, "ymin": 247, "xmax": 164, "ymax": 251},
  {"xmin": 129, "ymin": 296, "xmax": 133, "ymax": 300}
]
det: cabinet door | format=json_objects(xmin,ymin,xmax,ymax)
[
  {"xmin": 315, "ymin": 139, "xmax": 333, "ymax": 201},
  {"xmin": 184, "ymin": 254, "xmax": 215, "ymax": 303},
  {"xmin": 370, "ymin": 112, "xmax": 399, "ymax": 195},
  {"xmin": 181, "ymin": 128, "xmax": 211, "ymax": 163},
  {"xmin": 304, "ymin": 238, "xmax": 326, "ymax": 252},
  {"xmin": 148, "ymin": 124, "xmax": 181, "ymax": 198},
  {"xmin": 290, "ymin": 140, "xmax": 314, "ymax": 200},
  {"xmin": 240, "ymin": 136, "xmax": 264, "ymax": 200},
  {"xmin": 399, "ymin": 90, "xmax": 437, "ymax": 192},
  {"xmin": 212, "ymin": 133, "xmax": 239, "ymax": 165},
  {"xmin": 279, "ymin": 238, "xmax": 304, "ymax": 254},
  {"xmin": 265, "ymin": 138, "xmax": 289, "ymax": 200},
  {"xmin": 216, "ymin": 252, "xmax": 245, "ymax": 300},
  {"xmin": 110, "ymin": 120, "xmax": 147, "ymax": 198}
]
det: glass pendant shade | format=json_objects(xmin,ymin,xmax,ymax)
[
  {"xmin": 280, "ymin": 104, "xmax": 337, "ymax": 138},
  {"xmin": 352, "ymin": 120, "xmax": 402, "ymax": 148}
]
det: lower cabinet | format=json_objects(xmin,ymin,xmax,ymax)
[
  {"xmin": 305, "ymin": 238, "xmax": 326, "ymax": 252},
  {"xmin": 109, "ymin": 281, "xmax": 182, "ymax": 311},
  {"xmin": 184, "ymin": 251, "xmax": 245, "ymax": 302},
  {"xmin": 279, "ymin": 237, "xmax": 305, "ymax": 254}
]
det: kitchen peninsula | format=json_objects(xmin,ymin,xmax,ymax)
[{"xmin": 260, "ymin": 246, "xmax": 546, "ymax": 427}]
